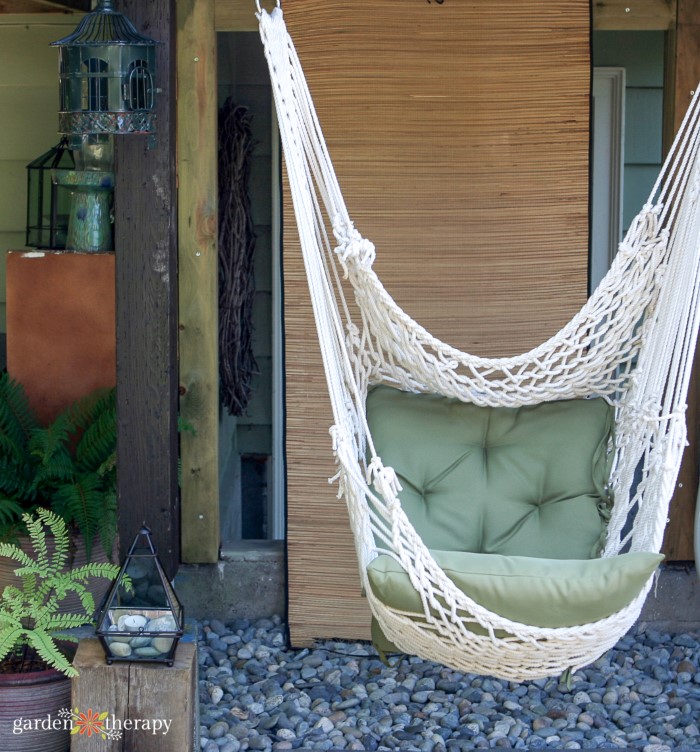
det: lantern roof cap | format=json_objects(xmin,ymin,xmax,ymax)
[
  {"xmin": 51, "ymin": 0, "xmax": 159, "ymax": 48},
  {"xmin": 26, "ymin": 137, "xmax": 73, "ymax": 170}
]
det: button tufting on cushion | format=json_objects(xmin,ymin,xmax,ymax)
[{"xmin": 366, "ymin": 386, "xmax": 615, "ymax": 560}]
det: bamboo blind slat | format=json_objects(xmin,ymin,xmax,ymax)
[{"xmin": 283, "ymin": 0, "xmax": 591, "ymax": 647}]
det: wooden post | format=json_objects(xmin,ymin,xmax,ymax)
[
  {"xmin": 177, "ymin": 0, "xmax": 220, "ymax": 563},
  {"xmin": 113, "ymin": 0, "xmax": 179, "ymax": 578},
  {"xmin": 70, "ymin": 638, "xmax": 196, "ymax": 752},
  {"xmin": 662, "ymin": 0, "xmax": 700, "ymax": 560}
]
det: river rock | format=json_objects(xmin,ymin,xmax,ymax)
[{"xmin": 110, "ymin": 641, "xmax": 132, "ymax": 657}]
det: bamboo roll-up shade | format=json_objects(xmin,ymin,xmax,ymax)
[{"xmin": 282, "ymin": 0, "xmax": 591, "ymax": 646}]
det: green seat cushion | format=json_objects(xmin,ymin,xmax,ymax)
[
  {"xmin": 366, "ymin": 386, "xmax": 615, "ymax": 559},
  {"xmin": 367, "ymin": 549, "xmax": 663, "ymax": 629}
]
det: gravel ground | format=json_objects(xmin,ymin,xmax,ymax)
[{"xmin": 195, "ymin": 616, "xmax": 700, "ymax": 751}]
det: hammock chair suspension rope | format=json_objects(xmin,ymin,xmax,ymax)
[{"xmin": 257, "ymin": 4, "xmax": 700, "ymax": 680}]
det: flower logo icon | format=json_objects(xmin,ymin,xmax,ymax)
[
  {"xmin": 68, "ymin": 708, "xmax": 110, "ymax": 739},
  {"xmin": 72, "ymin": 708, "xmax": 107, "ymax": 737}
]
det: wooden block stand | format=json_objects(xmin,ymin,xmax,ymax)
[{"xmin": 70, "ymin": 638, "xmax": 196, "ymax": 751}]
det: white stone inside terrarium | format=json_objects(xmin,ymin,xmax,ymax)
[{"xmin": 104, "ymin": 608, "xmax": 179, "ymax": 659}]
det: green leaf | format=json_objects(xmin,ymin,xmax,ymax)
[
  {"xmin": 25, "ymin": 628, "xmax": 77, "ymax": 677},
  {"xmin": 0, "ymin": 626, "xmax": 24, "ymax": 662},
  {"xmin": 0, "ymin": 543, "xmax": 34, "ymax": 567}
]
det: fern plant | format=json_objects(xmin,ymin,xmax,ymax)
[
  {"xmin": 0, "ymin": 372, "xmax": 117, "ymax": 560},
  {"xmin": 0, "ymin": 508, "xmax": 123, "ymax": 677}
]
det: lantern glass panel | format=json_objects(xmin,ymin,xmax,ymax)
[
  {"xmin": 126, "ymin": 61, "xmax": 154, "ymax": 111},
  {"xmin": 26, "ymin": 140, "xmax": 74, "ymax": 249},
  {"xmin": 81, "ymin": 57, "xmax": 109, "ymax": 112}
]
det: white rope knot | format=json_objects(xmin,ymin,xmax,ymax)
[
  {"xmin": 638, "ymin": 400, "xmax": 686, "ymax": 425},
  {"xmin": 339, "ymin": 235, "xmax": 376, "ymax": 266},
  {"xmin": 331, "ymin": 214, "xmax": 353, "ymax": 242},
  {"xmin": 346, "ymin": 322, "xmax": 361, "ymax": 349},
  {"xmin": 626, "ymin": 203, "xmax": 660, "ymax": 246},
  {"xmin": 329, "ymin": 423, "xmax": 355, "ymax": 455},
  {"xmin": 329, "ymin": 424, "xmax": 342, "ymax": 452},
  {"xmin": 332, "ymin": 217, "xmax": 376, "ymax": 267},
  {"xmin": 367, "ymin": 457, "xmax": 403, "ymax": 505}
]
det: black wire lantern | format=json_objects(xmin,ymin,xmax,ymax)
[
  {"xmin": 25, "ymin": 138, "xmax": 74, "ymax": 249},
  {"xmin": 51, "ymin": 0, "xmax": 159, "ymax": 145},
  {"xmin": 95, "ymin": 526, "xmax": 184, "ymax": 666}
]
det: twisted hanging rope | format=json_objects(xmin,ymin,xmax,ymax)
[
  {"xmin": 257, "ymin": 4, "xmax": 700, "ymax": 680},
  {"xmin": 218, "ymin": 99, "xmax": 258, "ymax": 416}
]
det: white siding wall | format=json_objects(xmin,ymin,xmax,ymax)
[
  {"xmin": 593, "ymin": 31, "xmax": 665, "ymax": 233},
  {"xmin": 0, "ymin": 14, "xmax": 81, "ymax": 367}
]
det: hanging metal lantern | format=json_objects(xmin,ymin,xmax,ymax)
[
  {"xmin": 95, "ymin": 526, "xmax": 183, "ymax": 666},
  {"xmin": 25, "ymin": 138, "xmax": 75, "ymax": 250},
  {"xmin": 51, "ymin": 0, "xmax": 159, "ymax": 143}
]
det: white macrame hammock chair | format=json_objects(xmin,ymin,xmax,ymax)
[{"xmin": 257, "ymin": 3, "xmax": 700, "ymax": 680}]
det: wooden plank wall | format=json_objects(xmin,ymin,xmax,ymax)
[{"xmin": 282, "ymin": 0, "xmax": 592, "ymax": 645}]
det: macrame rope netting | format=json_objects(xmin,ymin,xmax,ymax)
[{"xmin": 258, "ymin": 3, "xmax": 700, "ymax": 679}]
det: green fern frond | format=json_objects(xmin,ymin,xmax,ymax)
[
  {"xmin": 70, "ymin": 561, "xmax": 122, "ymax": 582},
  {"xmin": 50, "ymin": 476, "xmax": 104, "ymax": 562},
  {"xmin": 0, "ymin": 497, "xmax": 26, "ymax": 530},
  {"xmin": 0, "ymin": 457, "xmax": 36, "ymax": 500},
  {"xmin": 74, "ymin": 391, "xmax": 117, "ymax": 473},
  {"xmin": 43, "ymin": 612, "xmax": 94, "ymax": 632},
  {"xmin": 28, "ymin": 417, "xmax": 75, "ymax": 489},
  {"xmin": 38, "ymin": 575, "xmax": 88, "ymax": 612},
  {"xmin": 19, "ymin": 571, "xmax": 37, "ymax": 598},
  {"xmin": 0, "ymin": 373, "xmax": 40, "ymax": 452},
  {"xmin": 25, "ymin": 628, "xmax": 77, "ymax": 677},
  {"xmin": 66, "ymin": 387, "xmax": 114, "ymax": 431},
  {"xmin": 0, "ymin": 626, "xmax": 24, "ymax": 663},
  {"xmin": 22, "ymin": 508, "xmax": 52, "ymax": 570},
  {"xmin": 0, "ymin": 585, "xmax": 28, "ymax": 616},
  {"xmin": 0, "ymin": 542, "xmax": 35, "ymax": 567},
  {"xmin": 75, "ymin": 587, "xmax": 96, "ymax": 617}
]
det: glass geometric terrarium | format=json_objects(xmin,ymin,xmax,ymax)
[
  {"xmin": 95, "ymin": 526, "xmax": 183, "ymax": 666},
  {"xmin": 25, "ymin": 138, "xmax": 75, "ymax": 249}
]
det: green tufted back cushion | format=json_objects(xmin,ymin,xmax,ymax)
[{"xmin": 366, "ymin": 386, "xmax": 615, "ymax": 559}]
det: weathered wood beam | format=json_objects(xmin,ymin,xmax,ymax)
[
  {"xmin": 214, "ymin": 0, "xmax": 677, "ymax": 32},
  {"xmin": 114, "ymin": 0, "xmax": 180, "ymax": 579},
  {"xmin": 177, "ymin": 0, "xmax": 220, "ymax": 563},
  {"xmin": 0, "ymin": 0, "xmax": 88, "ymax": 12},
  {"xmin": 214, "ymin": 0, "xmax": 276, "ymax": 31},
  {"xmin": 593, "ymin": 0, "xmax": 676, "ymax": 30}
]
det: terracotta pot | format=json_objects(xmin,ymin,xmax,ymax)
[
  {"xmin": 0, "ymin": 665, "xmax": 71, "ymax": 751},
  {"xmin": 0, "ymin": 533, "xmax": 115, "ymax": 616}
]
